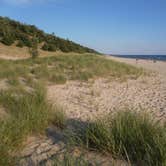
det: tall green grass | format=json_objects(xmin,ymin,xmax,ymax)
[
  {"xmin": 51, "ymin": 104, "xmax": 67, "ymax": 129},
  {"xmin": 72, "ymin": 111, "xmax": 166, "ymax": 166},
  {"xmin": 0, "ymin": 84, "xmax": 54, "ymax": 165}
]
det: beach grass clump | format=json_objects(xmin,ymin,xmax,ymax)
[
  {"xmin": 51, "ymin": 105, "xmax": 67, "ymax": 129},
  {"xmin": 110, "ymin": 111, "xmax": 166, "ymax": 166},
  {"xmin": 0, "ymin": 53, "xmax": 144, "ymax": 84},
  {"xmin": 0, "ymin": 84, "xmax": 53, "ymax": 165},
  {"xmin": 74, "ymin": 110, "xmax": 166, "ymax": 166}
]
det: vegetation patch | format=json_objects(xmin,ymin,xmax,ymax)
[
  {"xmin": 0, "ymin": 53, "xmax": 146, "ymax": 165},
  {"xmin": 51, "ymin": 104, "xmax": 67, "ymax": 129},
  {"xmin": 0, "ymin": 54, "xmax": 144, "ymax": 84},
  {"xmin": 0, "ymin": 83, "xmax": 57, "ymax": 165},
  {"xmin": 71, "ymin": 110, "xmax": 166, "ymax": 166},
  {"xmin": 0, "ymin": 16, "xmax": 97, "ymax": 54}
]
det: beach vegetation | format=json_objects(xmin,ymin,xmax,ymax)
[{"xmin": 71, "ymin": 110, "xmax": 166, "ymax": 166}]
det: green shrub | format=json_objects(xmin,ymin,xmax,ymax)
[
  {"xmin": 1, "ymin": 35, "xmax": 15, "ymax": 46},
  {"xmin": 0, "ymin": 16, "xmax": 98, "ymax": 53},
  {"xmin": 16, "ymin": 40, "xmax": 24, "ymax": 48},
  {"xmin": 19, "ymin": 35, "xmax": 32, "ymax": 47},
  {"xmin": 42, "ymin": 43, "xmax": 57, "ymax": 51}
]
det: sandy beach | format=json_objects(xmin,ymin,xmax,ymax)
[
  {"xmin": 19, "ymin": 55, "xmax": 166, "ymax": 165},
  {"xmin": 107, "ymin": 55, "xmax": 166, "ymax": 76},
  {"xmin": 47, "ymin": 55, "xmax": 166, "ymax": 123}
]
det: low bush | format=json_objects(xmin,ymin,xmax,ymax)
[
  {"xmin": 1, "ymin": 35, "xmax": 15, "ymax": 46},
  {"xmin": 16, "ymin": 40, "xmax": 24, "ymax": 48}
]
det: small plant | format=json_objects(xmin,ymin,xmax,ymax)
[
  {"xmin": 42, "ymin": 43, "xmax": 57, "ymax": 51},
  {"xmin": 7, "ymin": 77, "xmax": 20, "ymax": 86},
  {"xmin": 16, "ymin": 40, "xmax": 24, "ymax": 48}
]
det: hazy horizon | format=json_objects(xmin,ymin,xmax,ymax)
[{"xmin": 0, "ymin": 0, "xmax": 166, "ymax": 55}]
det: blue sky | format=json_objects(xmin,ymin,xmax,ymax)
[{"xmin": 0, "ymin": 0, "xmax": 166, "ymax": 55}]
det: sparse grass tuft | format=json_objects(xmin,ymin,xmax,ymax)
[
  {"xmin": 51, "ymin": 105, "xmax": 67, "ymax": 129},
  {"xmin": 7, "ymin": 77, "xmax": 20, "ymax": 86},
  {"xmin": 49, "ymin": 73, "xmax": 67, "ymax": 84},
  {"xmin": 73, "ymin": 110, "xmax": 166, "ymax": 166}
]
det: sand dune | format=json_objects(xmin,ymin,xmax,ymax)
[{"xmin": 47, "ymin": 56, "xmax": 166, "ymax": 123}]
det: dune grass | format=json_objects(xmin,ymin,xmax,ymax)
[
  {"xmin": 0, "ymin": 83, "xmax": 65, "ymax": 165},
  {"xmin": 0, "ymin": 53, "xmax": 144, "ymax": 84},
  {"xmin": 71, "ymin": 110, "xmax": 166, "ymax": 166},
  {"xmin": 51, "ymin": 104, "xmax": 67, "ymax": 129},
  {"xmin": 0, "ymin": 53, "xmax": 146, "ymax": 165}
]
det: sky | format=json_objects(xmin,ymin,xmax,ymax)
[{"xmin": 0, "ymin": 0, "xmax": 166, "ymax": 55}]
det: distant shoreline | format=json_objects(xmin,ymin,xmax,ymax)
[
  {"xmin": 107, "ymin": 55, "xmax": 166, "ymax": 76},
  {"xmin": 109, "ymin": 55, "xmax": 166, "ymax": 62}
]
